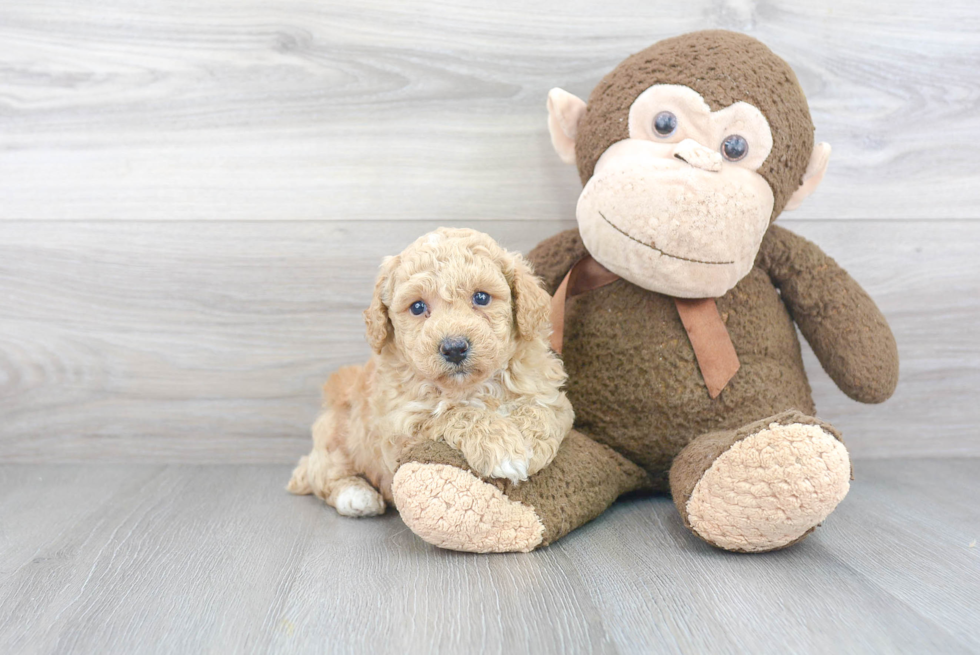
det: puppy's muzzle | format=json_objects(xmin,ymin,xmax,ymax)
[{"xmin": 439, "ymin": 337, "xmax": 470, "ymax": 366}]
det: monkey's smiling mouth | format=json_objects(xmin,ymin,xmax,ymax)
[{"xmin": 597, "ymin": 211, "xmax": 734, "ymax": 266}]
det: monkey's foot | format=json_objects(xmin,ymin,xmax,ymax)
[
  {"xmin": 670, "ymin": 411, "xmax": 851, "ymax": 553},
  {"xmin": 392, "ymin": 462, "xmax": 545, "ymax": 553},
  {"xmin": 393, "ymin": 433, "xmax": 650, "ymax": 553}
]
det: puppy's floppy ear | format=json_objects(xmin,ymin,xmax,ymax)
[
  {"xmin": 364, "ymin": 255, "xmax": 399, "ymax": 354},
  {"xmin": 506, "ymin": 252, "xmax": 552, "ymax": 341}
]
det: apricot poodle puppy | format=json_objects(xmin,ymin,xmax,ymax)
[{"xmin": 287, "ymin": 228, "xmax": 574, "ymax": 517}]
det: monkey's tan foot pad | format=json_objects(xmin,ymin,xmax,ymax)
[
  {"xmin": 391, "ymin": 462, "xmax": 545, "ymax": 553},
  {"xmin": 686, "ymin": 422, "xmax": 851, "ymax": 553}
]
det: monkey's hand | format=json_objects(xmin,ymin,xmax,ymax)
[
  {"xmin": 429, "ymin": 407, "xmax": 534, "ymax": 484},
  {"xmin": 759, "ymin": 224, "xmax": 899, "ymax": 403}
]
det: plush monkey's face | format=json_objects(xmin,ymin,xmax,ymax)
[
  {"xmin": 548, "ymin": 31, "xmax": 830, "ymax": 298},
  {"xmin": 577, "ymin": 84, "xmax": 776, "ymax": 298}
]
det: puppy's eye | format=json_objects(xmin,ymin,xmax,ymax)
[
  {"xmin": 472, "ymin": 291, "xmax": 491, "ymax": 306},
  {"xmin": 409, "ymin": 300, "xmax": 427, "ymax": 316},
  {"xmin": 721, "ymin": 134, "xmax": 749, "ymax": 161},
  {"xmin": 653, "ymin": 111, "xmax": 677, "ymax": 137}
]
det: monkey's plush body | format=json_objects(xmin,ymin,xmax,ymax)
[{"xmin": 390, "ymin": 30, "xmax": 899, "ymax": 553}]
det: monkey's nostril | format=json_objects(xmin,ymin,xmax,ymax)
[
  {"xmin": 674, "ymin": 153, "xmax": 689, "ymax": 164},
  {"xmin": 439, "ymin": 337, "xmax": 470, "ymax": 365}
]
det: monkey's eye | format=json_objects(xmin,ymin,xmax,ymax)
[
  {"xmin": 653, "ymin": 111, "xmax": 677, "ymax": 137},
  {"xmin": 472, "ymin": 291, "xmax": 491, "ymax": 306},
  {"xmin": 721, "ymin": 134, "xmax": 749, "ymax": 161},
  {"xmin": 409, "ymin": 300, "xmax": 427, "ymax": 316}
]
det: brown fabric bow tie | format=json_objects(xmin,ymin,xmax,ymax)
[{"xmin": 550, "ymin": 255, "xmax": 740, "ymax": 399}]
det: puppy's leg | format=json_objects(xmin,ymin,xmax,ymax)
[
  {"xmin": 286, "ymin": 455, "xmax": 314, "ymax": 495},
  {"xmin": 287, "ymin": 409, "xmax": 385, "ymax": 517},
  {"xmin": 436, "ymin": 407, "xmax": 532, "ymax": 484},
  {"xmin": 508, "ymin": 399, "xmax": 574, "ymax": 477},
  {"xmin": 331, "ymin": 476, "xmax": 387, "ymax": 518}
]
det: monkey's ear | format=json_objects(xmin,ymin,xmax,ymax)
[
  {"xmin": 784, "ymin": 142, "xmax": 831, "ymax": 212},
  {"xmin": 547, "ymin": 88, "xmax": 587, "ymax": 165},
  {"xmin": 363, "ymin": 255, "xmax": 398, "ymax": 354},
  {"xmin": 507, "ymin": 253, "xmax": 552, "ymax": 341}
]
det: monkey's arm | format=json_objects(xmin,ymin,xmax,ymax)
[
  {"xmin": 526, "ymin": 228, "xmax": 590, "ymax": 295},
  {"xmin": 758, "ymin": 224, "xmax": 899, "ymax": 404}
]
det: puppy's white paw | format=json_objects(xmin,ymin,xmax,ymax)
[
  {"xmin": 335, "ymin": 485, "xmax": 385, "ymax": 517},
  {"xmin": 490, "ymin": 455, "xmax": 531, "ymax": 484}
]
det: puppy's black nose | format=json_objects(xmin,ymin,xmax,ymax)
[{"xmin": 439, "ymin": 337, "xmax": 470, "ymax": 365}]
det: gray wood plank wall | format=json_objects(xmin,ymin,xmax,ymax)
[{"xmin": 1, "ymin": 0, "xmax": 978, "ymax": 461}]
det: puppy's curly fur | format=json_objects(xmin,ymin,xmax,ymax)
[{"xmin": 287, "ymin": 228, "xmax": 574, "ymax": 517}]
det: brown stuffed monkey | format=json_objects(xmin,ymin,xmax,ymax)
[{"xmin": 391, "ymin": 30, "xmax": 899, "ymax": 553}]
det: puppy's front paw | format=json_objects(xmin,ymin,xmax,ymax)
[
  {"xmin": 490, "ymin": 453, "xmax": 532, "ymax": 484},
  {"xmin": 442, "ymin": 412, "xmax": 535, "ymax": 484},
  {"xmin": 462, "ymin": 440, "xmax": 534, "ymax": 485}
]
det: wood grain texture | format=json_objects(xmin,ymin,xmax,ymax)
[
  {"xmin": 1, "ymin": 0, "xmax": 978, "ymax": 221},
  {"xmin": 0, "ymin": 460, "xmax": 977, "ymax": 654},
  {"xmin": 0, "ymin": 219, "xmax": 976, "ymax": 462}
]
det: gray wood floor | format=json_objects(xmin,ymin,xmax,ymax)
[{"xmin": 1, "ymin": 459, "xmax": 977, "ymax": 655}]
